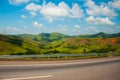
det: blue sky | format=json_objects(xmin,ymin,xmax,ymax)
[{"xmin": 0, "ymin": 0, "xmax": 120, "ymax": 35}]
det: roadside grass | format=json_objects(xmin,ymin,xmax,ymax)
[{"xmin": 0, "ymin": 53, "xmax": 120, "ymax": 61}]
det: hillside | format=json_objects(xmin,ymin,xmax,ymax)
[
  {"xmin": 19, "ymin": 32, "xmax": 69, "ymax": 42},
  {"xmin": 18, "ymin": 32, "xmax": 69, "ymax": 49},
  {"xmin": 78, "ymin": 32, "xmax": 120, "ymax": 38},
  {"xmin": 18, "ymin": 32, "xmax": 120, "ymax": 41},
  {"xmin": 43, "ymin": 38, "xmax": 120, "ymax": 54},
  {"xmin": 0, "ymin": 34, "xmax": 41, "ymax": 55},
  {"xmin": 0, "ymin": 32, "xmax": 120, "ymax": 55}
]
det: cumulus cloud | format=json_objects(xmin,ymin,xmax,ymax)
[
  {"xmin": 33, "ymin": 21, "xmax": 44, "ymax": 27},
  {"xmin": 85, "ymin": 0, "xmax": 117, "ymax": 17},
  {"xmin": 70, "ymin": 4, "xmax": 83, "ymax": 18},
  {"xmin": 30, "ymin": 12, "xmax": 37, "ymax": 16},
  {"xmin": 25, "ymin": 1, "xmax": 83, "ymax": 22},
  {"xmin": 40, "ymin": 2, "xmax": 83, "ymax": 22},
  {"xmin": 9, "ymin": 0, "xmax": 29, "ymax": 5},
  {"xmin": 9, "ymin": 0, "xmax": 39, "ymax": 5},
  {"xmin": 25, "ymin": 3, "xmax": 41, "ymax": 12},
  {"xmin": 40, "ymin": 2, "xmax": 69, "ymax": 18},
  {"xmin": 86, "ymin": 16, "xmax": 115, "ymax": 26},
  {"xmin": 109, "ymin": 0, "xmax": 120, "ymax": 10},
  {"xmin": 21, "ymin": 14, "xmax": 26, "ymax": 19}
]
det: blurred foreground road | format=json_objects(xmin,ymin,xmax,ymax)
[{"xmin": 0, "ymin": 57, "xmax": 120, "ymax": 80}]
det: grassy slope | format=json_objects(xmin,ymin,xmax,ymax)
[
  {"xmin": 44, "ymin": 38, "xmax": 120, "ymax": 54},
  {"xmin": 0, "ymin": 35, "xmax": 41, "ymax": 55},
  {"xmin": 0, "ymin": 41, "xmax": 26, "ymax": 55},
  {"xmin": 0, "ymin": 33, "xmax": 120, "ymax": 55}
]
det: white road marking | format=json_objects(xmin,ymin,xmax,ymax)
[{"xmin": 2, "ymin": 75, "xmax": 53, "ymax": 80}]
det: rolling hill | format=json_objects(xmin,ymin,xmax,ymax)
[
  {"xmin": 0, "ymin": 34, "xmax": 41, "ymax": 55},
  {"xmin": 0, "ymin": 32, "xmax": 120, "ymax": 55},
  {"xmin": 78, "ymin": 32, "xmax": 120, "ymax": 38},
  {"xmin": 43, "ymin": 38, "xmax": 120, "ymax": 54}
]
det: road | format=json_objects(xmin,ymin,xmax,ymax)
[{"xmin": 0, "ymin": 57, "xmax": 120, "ymax": 80}]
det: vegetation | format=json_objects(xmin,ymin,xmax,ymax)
[
  {"xmin": 0, "ymin": 34, "xmax": 40, "ymax": 55},
  {"xmin": 0, "ymin": 32, "xmax": 120, "ymax": 56},
  {"xmin": 78, "ymin": 32, "xmax": 120, "ymax": 38}
]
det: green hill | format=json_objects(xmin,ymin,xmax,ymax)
[
  {"xmin": 43, "ymin": 38, "xmax": 120, "ymax": 54},
  {"xmin": 0, "ymin": 34, "xmax": 41, "ymax": 55},
  {"xmin": 0, "ymin": 41, "xmax": 26, "ymax": 55},
  {"xmin": 78, "ymin": 32, "xmax": 120, "ymax": 38},
  {"xmin": 18, "ymin": 32, "xmax": 69, "ymax": 42},
  {"xmin": 18, "ymin": 32, "xmax": 69, "ymax": 49},
  {"xmin": 33, "ymin": 32, "xmax": 69, "ymax": 42},
  {"xmin": 0, "ymin": 32, "xmax": 120, "ymax": 55}
]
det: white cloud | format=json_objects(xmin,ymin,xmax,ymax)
[
  {"xmin": 44, "ymin": 16, "xmax": 55, "ymax": 23},
  {"xmin": 88, "ymin": 26, "xmax": 99, "ymax": 33},
  {"xmin": 86, "ymin": 16, "xmax": 115, "ymax": 26},
  {"xmin": 33, "ymin": 21, "xmax": 44, "ymax": 27},
  {"xmin": 70, "ymin": 4, "xmax": 83, "ymax": 18},
  {"xmin": 109, "ymin": 0, "xmax": 120, "ymax": 10},
  {"xmin": 9, "ymin": 0, "xmax": 29, "ymax": 5},
  {"xmin": 40, "ymin": 2, "xmax": 83, "ymax": 22},
  {"xmin": 30, "ymin": 12, "xmax": 37, "ymax": 16},
  {"xmin": 40, "ymin": 2, "xmax": 69, "ymax": 17},
  {"xmin": 21, "ymin": 14, "xmax": 26, "ymax": 19},
  {"xmin": 5, "ymin": 26, "xmax": 31, "ymax": 34},
  {"xmin": 39, "ymin": 2, "xmax": 69, "ymax": 22},
  {"xmin": 25, "ymin": 3, "xmax": 41, "ymax": 12},
  {"xmin": 7, "ymin": 26, "xmax": 21, "ymax": 31},
  {"xmin": 25, "ymin": 1, "xmax": 83, "ymax": 22},
  {"xmin": 74, "ymin": 25, "xmax": 80, "ymax": 28},
  {"xmin": 9, "ymin": 0, "xmax": 39, "ymax": 5},
  {"xmin": 85, "ymin": 0, "xmax": 117, "ymax": 17}
]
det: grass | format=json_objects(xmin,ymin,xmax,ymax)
[{"xmin": 0, "ymin": 53, "xmax": 120, "ymax": 61}]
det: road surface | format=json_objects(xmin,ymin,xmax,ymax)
[{"xmin": 0, "ymin": 57, "xmax": 120, "ymax": 80}]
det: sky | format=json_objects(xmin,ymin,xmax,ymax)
[{"xmin": 0, "ymin": 0, "xmax": 120, "ymax": 35}]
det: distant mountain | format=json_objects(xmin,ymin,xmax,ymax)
[
  {"xmin": 79, "ymin": 32, "xmax": 120, "ymax": 38},
  {"xmin": 18, "ymin": 34, "xmax": 35, "ymax": 39},
  {"xmin": 110, "ymin": 32, "xmax": 120, "ymax": 38},
  {"xmin": 19, "ymin": 32, "xmax": 70, "ymax": 42},
  {"xmin": 18, "ymin": 32, "xmax": 120, "ymax": 40},
  {"xmin": 90, "ymin": 32, "xmax": 110, "ymax": 38}
]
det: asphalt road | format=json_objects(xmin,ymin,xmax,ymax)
[{"xmin": 0, "ymin": 58, "xmax": 120, "ymax": 80}]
